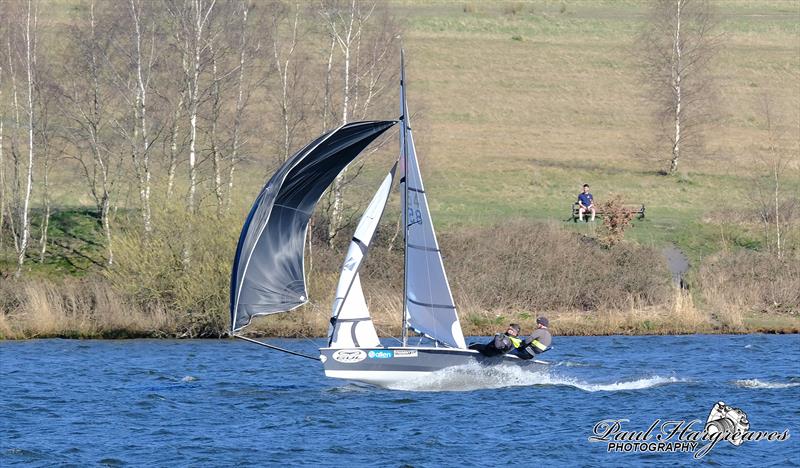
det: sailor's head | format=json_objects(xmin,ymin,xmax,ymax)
[
  {"xmin": 507, "ymin": 323, "xmax": 521, "ymax": 336},
  {"xmin": 536, "ymin": 316, "xmax": 549, "ymax": 328},
  {"xmin": 582, "ymin": 184, "xmax": 590, "ymax": 193}
]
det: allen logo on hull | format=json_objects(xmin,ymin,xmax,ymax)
[{"xmin": 368, "ymin": 350, "xmax": 394, "ymax": 359}]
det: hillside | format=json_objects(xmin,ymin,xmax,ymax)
[
  {"xmin": 1, "ymin": 0, "xmax": 797, "ymax": 338},
  {"xmin": 396, "ymin": 0, "xmax": 798, "ymax": 258}
]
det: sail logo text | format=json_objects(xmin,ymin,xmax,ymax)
[
  {"xmin": 332, "ymin": 350, "xmax": 367, "ymax": 363},
  {"xmin": 368, "ymin": 350, "xmax": 394, "ymax": 359}
]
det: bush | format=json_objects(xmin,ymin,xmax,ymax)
[
  {"xmin": 695, "ymin": 250, "xmax": 800, "ymax": 317},
  {"xmin": 107, "ymin": 207, "xmax": 239, "ymax": 337},
  {"xmin": 599, "ymin": 195, "xmax": 636, "ymax": 246},
  {"xmin": 441, "ymin": 220, "xmax": 672, "ymax": 313}
]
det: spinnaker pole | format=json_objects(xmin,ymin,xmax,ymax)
[{"xmin": 234, "ymin": 335, "xmax": 320, "ymax": 361}]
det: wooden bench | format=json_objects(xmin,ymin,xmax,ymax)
[{"xmin": 570, "ymin": 202, "xmax": 645, "ymax": 223}]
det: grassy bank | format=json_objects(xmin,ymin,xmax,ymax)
[
  {"xmin": 2, "ymin": 220, "xmax": 797, "ymax": 339},
  {"xmin": 1, "ymin": 1, "xmax": 798, "ymax": 339},
  {"xmin": 2, "ymin": 283, "xmax": 798, "ymax": 340}
]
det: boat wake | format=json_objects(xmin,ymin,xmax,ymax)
[
  {"xmin": 733, "ymin": 379, "xmax": 800, "ymax": 389},
  {"xmin": 385, "ymin": 362, "xmax": 687, "ymax": 392}
]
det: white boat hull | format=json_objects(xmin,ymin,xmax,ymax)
[{"xmin": 319, "ymin": 346, "xmax": 547, "ymax": 387}]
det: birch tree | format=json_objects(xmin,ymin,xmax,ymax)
[
  {"xmin": 105, "ymin": 0, "xmax": 161, "ymax": 234},
  {"xmin": 747, "ymin": 96, "xmax": 798, "ymax": 259},
  {"xmin": 14, "ymin": 0, "xmax": 37, "ymax": 275},
  {"xmin": 226, "ymin": 0, "xmax": 254, "ymax": 211},
  {"xmin": 321, "ymin": 0, "xmax": 375, "ymax": 245},
  {"xmin": 0, "ymin": 62, "xmax": 5, "ymax": 252},
  {"xmin": 271, "ymin": 1, "xmax": 308, "ymax": 164},
  {"xmin": 164, "ymin": 6, "xmax": 191, "ymax": 203},
  {"xmin": 638, "ymin": 0, "xmax": 719, "ymax": 175},
  {"xmin": 3, "ymin": 29, "xmax": 23, "ymax": 258},
  {"xmin": 61, "ymin": 0, "xmax": 122, "ymax": 266},
  {"xmin": 34, "ymin": 68, "xmax": 54, "ymax": 263},
  {"xmin": 185, "ymin": 0, "xmax": 216, "ymax": 215}
]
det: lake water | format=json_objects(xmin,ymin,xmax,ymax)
[{"xmin": 1, "ymin": 335, "xmax": 799, "ymax": 466}]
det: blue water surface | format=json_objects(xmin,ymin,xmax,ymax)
[{"xmin": 1, "ymin": 334, "xmax": 799, "ymax": 467}]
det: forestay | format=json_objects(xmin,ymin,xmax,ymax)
[
  {"xmin": 230, "ymin": 120, "xmax": 396, "ymax": 333},
  {"xmin": 400, "ymin": 56, "xmax": 466, "ymax": 349},
  {"xmin": 328, "ymin": 163, "xmax": 397, "ymax": 348}
]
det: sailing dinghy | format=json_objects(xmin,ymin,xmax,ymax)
[{"xmin": 230, "ymin": 53, "xmax": 546, "ymax": 388}]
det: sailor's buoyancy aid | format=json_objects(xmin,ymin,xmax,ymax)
[
  {"xmin": 520, "ymin": 336, "xmax": 550, "ymax": 356},
  {"xmin": 493, "ymin": 333, "xmax": 522, "ymax": 353},
  {"xmin": 529, "ymin": 339, "xmax": 548, "ymax": 352}
]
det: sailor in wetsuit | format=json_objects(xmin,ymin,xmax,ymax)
[
  {"xmin": 469, "ymin": 323, "xmax": 522, "ymax": 357},
  {"xmin": 514, "ymin": 316, "xmax": 552, "ymax": 360}
]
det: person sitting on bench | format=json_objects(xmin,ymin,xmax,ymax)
[{"xmin": 578, "ymin": 184, "xmax": 596, "ymax": 222}]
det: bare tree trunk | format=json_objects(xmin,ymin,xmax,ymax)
[
  {"xmin": 274, "ymin": 4, "xmax": 300, "ymax": 163},
  {"xmin": 745, "ymin": 95, "xmax": 794, "ymax": 260},
  {"xmin": 101, "ymin": 193, "xmax": 113, "ymax": 266},
  {"xmin": 669, "ymin": 0, "xmax": 682, "ymax": 174},
  {"xmin": 227, "ymin": 1, "xmax": 249, "ymax": 211},
  {"xmin": 322, "ymin": 35, "xmax": 335, "ymax": 131},
  {"xmin": 209, "ymin": 42, "xmax": 223, "ymax": 217},
  {"xmin": 130, "ymin": 0, "xmax": 153, "ymax": 233},
  {"xmin": 0, "ymin": 64, "xmax": 5, "ymax": 251},
  {"xmin": 17, "ymin": 0, "xmax": 36, "ymax": 276},
  {"xmin": 69, "ymin": 1, "xmax": 116, "ymax": 266},
  {"xmin": 36, "ymin": 43, "xmax": 52, "ymax": 264},
  {"xmin": 38, "ymin": 153, "xmax": 49, "ymax": 263},
  {"xmin": 326, "ymin": 0, "xmax": 358, "ymax": 246},
  {"xmin": 764, "ymin": 105, "xmax": 783, "ymax": 259},
  {"xmin": 187, "ymin": 0, "xmax": 216, "ymax": 215},
  {"xmin": 6, "ymin": 39, "xmax": 22, "ymax": 256},
  {"xmin": 773, "ymin": 158, "xmax": 781, "ymax": 258},
  {"xmin": 166, "ymin": 88, "xmax": 185, "ymax": 201}
]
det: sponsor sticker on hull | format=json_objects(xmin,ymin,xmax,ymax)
[
  {"xmin": 393, "ymin": 349, "xmax": 418, "ymax": 358},
  {"xmin": 332, "ymin": 349, "xmax": 367, "ymax": 363},
  {"xmin": 368, "ymin": 350, "xmax": 394, "ymax": 359}
]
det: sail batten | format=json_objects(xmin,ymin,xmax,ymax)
[{"xmin": 230, "ymin": 120, "xmax": 396, "ymax": 333}]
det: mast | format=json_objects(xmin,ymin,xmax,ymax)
[
  {"xmin": 400, "ymin": 49, "xmax": 409, "ymax": 347},
  {"xmin": 394, "ymin": 52, "xmax": 467, "ymax": 350}
]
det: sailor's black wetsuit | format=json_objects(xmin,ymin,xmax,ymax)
[{"xmin": 469, "ymin": 333, "xmax": 522, "ymax": 357}]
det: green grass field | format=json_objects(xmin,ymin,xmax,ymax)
[
  {"xmin": 10, "ymin": 0, "xmax": 797, "ymax": 261},
  {"xmin": 385, "ymin": 0, "xmax": 798, "ymax": 261}
]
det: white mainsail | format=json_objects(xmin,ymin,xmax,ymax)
[
  {"xmin": 329, "ymin": 165, "xmax": 396, "ymax": 348},
  {"xmin": 400, "ymin": 53, "xmax": 467, "ymax": 349}
]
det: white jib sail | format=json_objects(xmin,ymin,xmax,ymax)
[
  {"xmin": 329, "ymin": 166, "xmax": 396, "ymax": 348},
  {"xmin": 400, "ymin": 63, "xmax": 467, "ymax": 349}
]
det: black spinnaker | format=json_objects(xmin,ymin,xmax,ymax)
[{"xmin": 230, "ymin": 120, "xmax": 397, "ymax": 333}]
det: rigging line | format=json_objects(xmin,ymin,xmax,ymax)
[
  {"xmin": 234, "ymin": 335, "xmax": 320, "ymax": 361},
  {"xmin": 273, "ymin": 203, "xmax": 313, "ymax": 216},
  {"xmin": 301, "ymin": 300, "xmax": 331, "ymax": 349},
  {"xmin": 374, "ymin": 324, "xmax": 404, "ymax": 345}
]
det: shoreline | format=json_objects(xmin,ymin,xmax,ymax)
[{"xmin": 2, "ymin": 314, "xmax": 797, "ymax": 340}]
